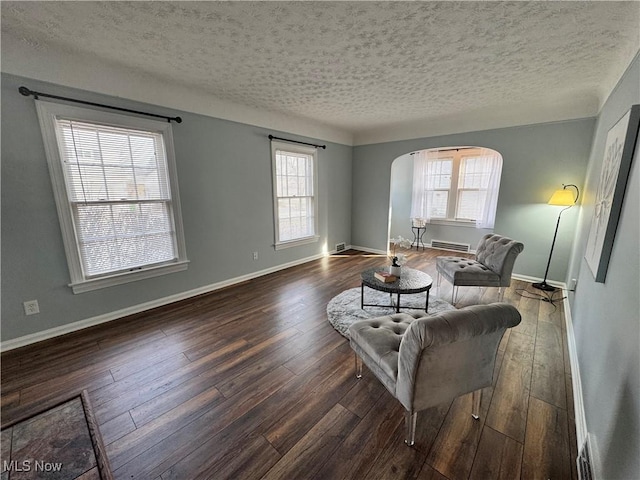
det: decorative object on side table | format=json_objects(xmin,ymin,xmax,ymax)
[
  {"xmin": 374, "ymin": 271, "xmax": 398, "ymax": 283},
  {"xmin": 389, "ymin": 236, "xmax": 411, "ymax": 276}
]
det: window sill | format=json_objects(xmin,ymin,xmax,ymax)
[
  {"xmin": 69, "ymin": 260, "xmax": 189, "ymax": 294},
  {"xmin": 274, "ymin": 235, "xmax": 320, "ymax": 250},
  {"xmin": 429, "ymin": 219, "xmax": 478, "ymax": 228}
]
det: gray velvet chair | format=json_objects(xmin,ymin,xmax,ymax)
[
  {"xmin": 348, "ymin": 303, "xmax": 521, "ymax": 446},
  {"xmin": 436, "ymin": 233, "xmax": 524, "ymax": 304}
]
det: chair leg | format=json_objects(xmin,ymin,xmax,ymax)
[
  {"xmin": 355, "ymin": 353, "xmax": 362, "ymax": 379},
  {"xmin": 405, "ymin": 410, "xmax": 417, "ymax": 446},
  {"xmin": 498, "ymin": 287, "xmax": 505, "ymax": 301},
  {"xmin": 472, "ymin": 389, "xmax": 481, "ymax": 420},
  {"xmin": 452, "ymin": 285, "xmax": 458, "ymax": 304}
]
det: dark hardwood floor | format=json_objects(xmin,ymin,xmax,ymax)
[{"xmin": 1, "ymin": 248, "xmax": 578, "ymax": 479}]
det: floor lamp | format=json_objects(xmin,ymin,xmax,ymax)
[{"xmin": 533, "ymin": 184, "xmax": 580, "ymax": 292}]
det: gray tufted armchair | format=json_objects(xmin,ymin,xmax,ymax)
[
  {"xmin": 348, "ymin": 303, "xmax": 521, "ymax": 446},
  {"xmin": 436, "ymin": 233, "xmax": 524, "ymax": 304}
]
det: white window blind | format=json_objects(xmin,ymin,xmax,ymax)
[
  {"xmin": 456, "ymin": 155, "xmax": 492, "ymax": 220},
  {"xmin": 58, "ymin": 120, "xmax": 177, "ymax": 277},
  {"xmin": 37, "ymin": 100, "xmax": 188, "ymax": 293},
  {"xmin": 425, "ymin": 158, "xmax": 452, "ymax": 219},
  {"xmin": 271, "ymin": 141, "xmax": 318, "ymax": 249}
]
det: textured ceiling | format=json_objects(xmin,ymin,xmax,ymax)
[{"xmin": 2, "ymin": 1, "xmax": 639, "ymax": 137}]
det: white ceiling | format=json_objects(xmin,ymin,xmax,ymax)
[{"xmin": 2, "ymin": 1, "xmax": 639, "ymax": 145}]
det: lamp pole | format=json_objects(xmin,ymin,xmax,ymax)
[{"xmin": 532, "ymin": 184, "xmax": 580, "ymax": 292}]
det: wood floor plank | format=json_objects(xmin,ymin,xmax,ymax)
[
  {"xmin": 531, "ymin": 320, "xmax": 567, "ymax": 409},
  {"xmin": 262, "ymin": 404, "xmax": 360, "ymax": 480},
  {"xmin": 161, "ymin": 433, "xmax": 281, "ymax": 480},
  {"xmin": 99, "ymin": 411, "xmax": 137, "ymax": 446},
  {"xmin": 522, "ymin": 396, "xmax": 572, "ymax": 480},
  {"xmin": 485, "ymin": 331, "xmax": 535, "ymax": 443},
  {"xmin": 426, "ymin": 390, "xmax": 490, "ymax": 480},
  {"xmin": 339, "ymin": 369, "xmax": 387, "ymax": 419},
  {"xmin": 90, "ymin": 353, "xmax": 191, "ymax": 408},
  {"xmin": 107, "ymin": 383, "xmax": 225, "ymax": 469},
  {"xmin": 512, "ymin": 293, "xmax": 540, "ymax": 337},
  {"xmin": 311, "ymin": 391, "xmax": 405, "ymax": 480},
  {"xmin": 469, "ymin": 426, "xmax": 523, "ymax": 480}
]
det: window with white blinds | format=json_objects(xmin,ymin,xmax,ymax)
[
  {"xmin": 37, "ymin": 101, "xmax": 188, "ymax": 293},
  {"xmin": 271, "ymin": 140, "xmax": 319, "ymax": 249},
  {"xmin": 424, "ymin": 158, "xmax": 453, "ymax": 219},
  {"xmin": 456, "ymin": 155, "xmax": 493, "ymax": 220},
  {"xmin": 411, "ymin": 147, "xmax": 502, "ymax": 226}
]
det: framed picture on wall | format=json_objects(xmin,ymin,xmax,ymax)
[{"xmin": 585, "ymin": 104, "xmax": 640, "ymax": 283}]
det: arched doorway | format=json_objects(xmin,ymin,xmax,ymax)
[{"xmin": 388, "ymin": 146, "xmax": 503, "ymax": 253}]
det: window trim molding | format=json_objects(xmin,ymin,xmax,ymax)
[
  {"xmin": 270, "ymin": 140, "xmax": 319, "ymax": 250},
  {"xmin": 36, "ymin": 100, "xmax": 188, "ymax": 293}
]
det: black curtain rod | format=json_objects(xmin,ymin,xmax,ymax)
[
  {"xmin": 19, "ymin": 86, "xmax": 182, "ymax": 123},
  {"xmin": 268, "ymin": 134, "xmax": 326, "ymax": 149}
]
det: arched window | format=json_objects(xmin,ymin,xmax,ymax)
[{"xmin": 410, "ymin": 147, "xmax": 503, "ymax": 229}]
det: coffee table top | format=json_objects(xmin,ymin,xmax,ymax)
[{"xmin": 361, "ymin": 267, "xmax": 433, "ymax": 294}]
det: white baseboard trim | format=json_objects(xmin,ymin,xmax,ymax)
[
  {"xmin": 349, "ymin": 245, "xmax": 388, "ymax": 256},
  {"xmin": 511, "ymin": 273, "xmax": 567, "ymax": 290},
  {"xmin": 563, "ymin": 294, "xmax": 588, "ymax": 453},
  {"xmin": 1, "ymin": 250, "xmax": 336, "ymax": 352}
]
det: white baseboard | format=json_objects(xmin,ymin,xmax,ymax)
[
  {"xmin": 511, "ymin": 273, "xmax": 567, "ymax": 290},
  {"xmin": 1, "ymin": 249, "xmax": 337, "ymax": 352},
  {"xmin": 349, "ymin": 244, "xmax": 387, "ymax": 256},
  {"xmin": 563, "ymin": 294, "xmax": 588, "ymax": 454}
]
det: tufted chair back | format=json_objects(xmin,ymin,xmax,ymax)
[
  {"xmin": 396, "ymin": 303, "xmax": 520, "ymax": 412},
  {"xmin": 475, "ymin": 234, "xmax": 524, "ymax": 285},
  {"xmin": 435, "ymin": 233, "xmax": 524, "ymax": 303}
]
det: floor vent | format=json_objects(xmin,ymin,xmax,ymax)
[
  {"xmin": 577, "ymin": 436, "xmax": 593, "ymax": 480},
  {"xmin": 430, "ymin": 240, "xmax": 471, "ymax": 253},
  {"xmin": 335, "ymin": 242, "xmax": 346, "ymax": 252}
]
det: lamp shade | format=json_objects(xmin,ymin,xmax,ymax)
[{"xmin": 548, "ymin": 188, "xmax": 576, "ymax": 206}]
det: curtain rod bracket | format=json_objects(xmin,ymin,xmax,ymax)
[{"xmin": 19, "ymin": 85, "xmax": 182, "ymax": 123}]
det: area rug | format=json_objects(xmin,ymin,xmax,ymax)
[
  {"xmin": 327, "ymin": 287, "xmax": 456, "ymax": 338},
  {"xmin": 1, "ymin": 391, "xmax": 113, "ymax": 480}
]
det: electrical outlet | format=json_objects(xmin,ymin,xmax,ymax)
[
  {"xmin": 253, "ymin": 251, "xmax": 259, "ymax": 260},
  {"xmin": 23, "ymin": 300, "xmax": 40, "ymax": 316},
  {"xmin": 570, "ymin": 278, "xmax": 578, "ymax": 291}
]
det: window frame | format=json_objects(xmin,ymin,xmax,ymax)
[
  {"xmin": 270, "ymin": 140, "xmax": 319, "ymax": 250},
  {"xmin": 36, "ymin": 100, "xmax": 188, "ymax": 294},
  {"xmin": 422, "ymin": 148, "xmax": 496, "ymax": 226}
]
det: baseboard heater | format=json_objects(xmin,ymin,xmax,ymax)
[{"xmin": 430, "ymin": 240, "xmax": 471, "ymax": 253}]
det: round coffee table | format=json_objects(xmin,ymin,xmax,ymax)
[{"xmin": 361, "ymin": 266, "xmax": 433, "ymax": 313}]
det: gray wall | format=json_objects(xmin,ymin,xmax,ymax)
[
  {"xmin": 1, "ymin": 73, "xmax": 352, "ymax": 342},
  {"xmin": 352, "ymin": 119, "xmax": 596, "ymax": 282},
  {"xmin": 567, "ymin": 53, "xmax": 639, "ymax": 479}
]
